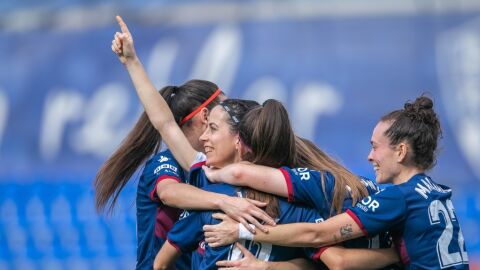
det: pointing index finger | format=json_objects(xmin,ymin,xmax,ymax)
[{"xmin": 116, "ymin": 15, "xmax": 130, "ymax": 35}]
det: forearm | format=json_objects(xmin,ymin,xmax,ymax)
[
  {"xmin": 123, "ymin": 58, "xmax": 195, "ymax": 169},
  {"xmin": 266, "ymin": 258, "xmax": 315, "ymax": 270},
  {"xmin": 153, "ymin": 241, "xmax": 180, "ymax": 270},
  {"xmin": 124, "ymin": 58, "xmax": 175, "ymax": 132},
  {"xmin": 321, "ymin": 246, "xmax": 400, "ymax": 270},
  {"xmin": 160, "ymin": 183, "xmax": 224, "ymax": 210},
  {"xmin": 252, "ymin": 223, "xmax": 326, "ymax": 247},
  {"xmin": 222, "ymin": 164, "xmax": 288, "ymax": 197},
  {"xmin": 252, "ymin": 213, "xmax": 363, "ymax": 247}
]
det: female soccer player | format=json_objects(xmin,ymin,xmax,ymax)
[
  {"xmin": 98, "ymin": 17, "xmax": 273, "ymax": 270},
  {"xmin": 205, "ymin": 96, "xmax": 469, "ymax": 269}
]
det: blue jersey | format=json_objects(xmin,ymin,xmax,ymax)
[
  {"xmin": 279, "ymin": 167, "xmax": 393, "ymax": 250},
  {"xmin": 167, "ymin": 183, "xmax": 324, "ymax": 269},
  {"xmin": 136, "ymin": 149, "xmax": 191, "ymax": 270},
  {"xmin": 161, "ymin": 152, "xmax": 212, "ymax": 269},
  {"xmin": 348, "ymin": 174, "xmax": 469, "ymax": 269},
  {"xmin": 186, "ymin": 152, "xmax": 211, "ymax": 189}
]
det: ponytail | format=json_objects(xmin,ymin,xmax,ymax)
[
  {"xmin": 240, "ymin": 99, "xmax": 296, "ymax": 218},
  {"xmin": 94, "ymin": 80, "xmax": 221, "ymax": 214}
]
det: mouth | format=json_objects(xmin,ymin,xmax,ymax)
[{"xmin": 204, "ymin": 146, "xmax": 213, "ymax": 154}]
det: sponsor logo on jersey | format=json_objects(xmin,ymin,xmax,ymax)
[
  {"xmin": 356, "ymin": 196, "xmax": 380, "ymax": 212},
  {"xmin": 293, "ymin": 168, "xmax": 311, "ymax": 181},
  {"xmin": 179, "ymin": 210, "xmax": 190, "ymax": 220},
  {"xmin": 154, "ymin": 164, "xmax": 178, "ymax": 175}
]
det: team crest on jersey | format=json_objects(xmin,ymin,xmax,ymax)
[
  {"xmin": 315, "ymin": 218, "xmax": 324, "ymax": 223},
  {"xmin": 158, "ymin": 155, "xmax": 169, "ymax": 163}
]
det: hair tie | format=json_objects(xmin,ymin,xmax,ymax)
[
  {"xmin": 220, "ymin": 103, "xmax": 240, "ymax": 124},
  {"xmin": 179, "ymin": 89, "xmax": 222, "ymax": 125}
]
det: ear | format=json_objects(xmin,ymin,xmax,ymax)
[
  {"xmin": 396, "ymin": 142, "xmax": 408, "ymax": 163},
  {"xmin": 199, "ymin": 107, "xmax": 209, "ymax": 124},
  {"xmin": 234, "ymin": 134, "xmax": 241, "ymax": 149}
]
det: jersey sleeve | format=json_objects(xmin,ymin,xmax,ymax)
[
  {"xmin": 186, "ymin": 152, "xmax": 211, "ymax": 189},
  {"xmin": 166, "ymin": 211, "xmax": 206, "ymax": 254},
  {"xmin": 147, "ymin": 151, "xmax": 184, "ymax": 202},
  {"xmin": 279, "ymin": 167, "xmax": 333, "ymax": 212},
  {"xmin": 346, "ymin": 186, "xmax": 407, "ymax": 237}
]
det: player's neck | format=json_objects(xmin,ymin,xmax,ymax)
[{"xmin": 393, "ymin": 167, "xmax": 423, "ymax": 185}]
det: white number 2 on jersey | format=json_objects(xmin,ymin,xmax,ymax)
[
  {"xmin": 228, "ymin": 240, "xmax": 273, "ymax": 261},
  {"xmin": 428, "ymin": 199, "xmax": 468, "ymax": 268}
]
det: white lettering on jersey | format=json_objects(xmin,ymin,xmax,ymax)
[
  {"xmin": 414, "ymin": 177, "xmax": 451, "ymax": 199},
  {"xmin": 358, "ymin": 196, "xmax": 380, "ymax": 212},
  {"xmin": 295, "ymin": 168, "xmax": 311, "ymax": 181},
  {"xmin": 154, "ymin": 164, "xmax": 178, "ymax": 175}
]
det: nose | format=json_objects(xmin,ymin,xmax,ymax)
[
  {"xmin": 367, "ymin": 149, "xmax": 374, "ymax": 162},
  {"xmin": 199, "ymin": 128, "xmax": 208, "ymax": 142}
]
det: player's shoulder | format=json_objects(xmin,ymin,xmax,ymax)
[
  {"xmin": 143, "ymin": 149, "xmax": 182, "ymax": 177},
  {"xmin": 357, "ymin": 175, "xmax": 380, "ymax": 194}
]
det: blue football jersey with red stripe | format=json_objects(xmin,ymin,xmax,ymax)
[
  {"xmin": 136, "ymin": 149, "xmax": 191, "ymax": 270},
  {"xmin": 186, "ymin": 152, "xmax": 211, "ymax": 189},
  {"xmin": 167, "ymin": 183, "xmax": 323, "ymax": 269},
  {"xmin": 348, "ymin": 173, "xmax": 469, "ymax": 269},
  {"xmin": 279, "ymin": 167, "xmax": 393, "ymax": 251}
]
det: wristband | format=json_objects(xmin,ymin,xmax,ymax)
[{"xmin": 238, "ymin": 224, "xmax": 255, "ymax": 240}]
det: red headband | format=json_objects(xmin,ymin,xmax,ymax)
[{"xmin": 179, "ymin": 89, "xmax": 222, "ymax": 125}]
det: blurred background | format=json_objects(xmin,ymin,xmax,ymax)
[{"xmin": 1, "ymin": 0, "xmax": 479, "ymax": 269}]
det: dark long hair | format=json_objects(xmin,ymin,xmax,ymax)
[
  {"xmin": 238, "ymin": 99, "xmax": 296, "ymax": 218},
  {"xmin": 239, "ymin": 99, "xmax": 368, "ymax": 217},
  {"xmin": 94, "ymin": 79, "xmax": 221, "ymax": 214},
  {"xmin": 381, "ymin": 95, "xmax": 442, "ymax": 170},
  {"xmin": 294, "ymin": 137, "xmax": 369, "ymax": 215}
]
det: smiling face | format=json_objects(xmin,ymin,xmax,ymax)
[
  {"xmin": 367, "ymin": 121, "xmax": 403, "ymax": 184},
  {"xmin": 199, "ymin": 106, "xmax": 240, "ymax": 168}
]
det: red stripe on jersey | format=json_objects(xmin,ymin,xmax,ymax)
[
  {"xmin": 279, "ymin": 168, "xmax": 295, "ymax": 202},
  {"xmin": 346, "ymin": 209, "xmax": 369, "ymax": 237},
  {"xmin": 149, "ymin": 175, "xmax": 181, "ymax": 202},
  {"xmin": 190, "ymin": 161, "xmax": 206, "ymax": 170},
  {"xmin": 154, "ymin": 207, "xmax": 182, "ymax": 239},
  {"xmin": 393, "ymin": 233, "xmax": 410, "ymax": 266},
  {"xmin": 167, "ymin": 238, "xmax": 182, "ymax": 253},
  {"xmin": 312, "ymin": 246, "xmax": 331, "ymax": 261}
]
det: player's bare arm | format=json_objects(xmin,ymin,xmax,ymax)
[
  {"xmin": 203, "ymin": 163, "xmax": 289, "ymax": 197},
  {"xmin": 112, "ymin": 15, "xmax": 197, "ymax": 170},
  {"xmin": 205, "ymin": 212, "xmax": 363, "ymax": 248}
]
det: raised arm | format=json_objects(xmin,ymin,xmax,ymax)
[
  {"xmin": 204, "ymin": 212, "xmax": 364, "ymax": 248},
  {"xmin": 112, "ymin": 15, "xmax": 196, "ymax": 170},
  {"xmin": 203, "ymin": 163, "xmax": 289, "ymax": 197}
]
